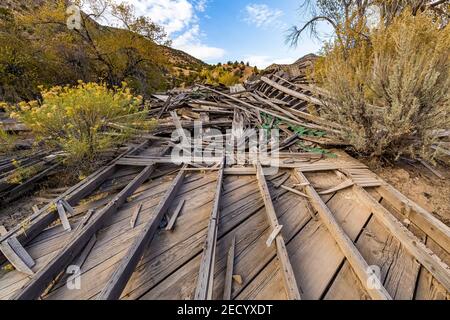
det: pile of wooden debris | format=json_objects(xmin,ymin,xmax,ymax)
[{"xmin": 0, "ymin": 56, "xmax": 448, "ymax": 301}]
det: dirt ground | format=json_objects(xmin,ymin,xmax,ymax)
[{"xmin": 367, "ymin": 161, "xmax": 449, "ymax": 227}]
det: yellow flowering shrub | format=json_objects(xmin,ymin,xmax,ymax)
[{"xmin": 10, "ymin": 82, "xmax": 155, "ymax": 162}]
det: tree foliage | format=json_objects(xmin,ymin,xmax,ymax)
[
  {"xmin": 0, "ymin": 0, "xmax": 171, "ymax": 102},
  {"xmin": 288, "ymin": 0, "xmax": 449, "ymax": 48}
]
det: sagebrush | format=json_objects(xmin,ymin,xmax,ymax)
[{"xmin": 315, "ymin": 11, "xmax": 450, "ymax": 164}]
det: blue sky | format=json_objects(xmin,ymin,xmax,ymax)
[{"xmin": 126, "ymin": 0, "xmax": 332, "ymax": 68}]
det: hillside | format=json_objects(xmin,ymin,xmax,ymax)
[{"xmin": 0, "ymin": 0, "xmax": 208, "ymax": 101}]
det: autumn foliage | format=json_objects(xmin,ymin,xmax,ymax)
[{"xmin": 8, "ymin": 82, "xmax": 154, "ymax": 162}]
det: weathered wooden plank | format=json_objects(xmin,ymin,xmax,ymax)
[
  {"xmin": 223, "ymin": 236, "xmax": 236, "ymax": 300},
  {"xmin": 318, "ymin": 180, "xmax": 354, "ymax": 195},
  {"xmin": 375, "ymin": 184, "xmax": 450, "ymax": 254},
  {"xmin": 353, "ymin": 185, "xmax": 450, "ymax": 292},
  {"xmin": 0, "ymin": 141, "xmax": 151, "ymax": 252},
  {"xmin": 194, "ymin": 160, "xmax": 225, "ymax": 300},
  {"xmin": 12, "ymin": 159, "xmax": 161, "ymax": 300},
  {"xmin": 260, "ymin": 76, "xmax": 324, "ymax": 106},
  {"xmin": 256, "ymin": 163, "xmax": 301, "ymax": 300},
  {"xmin": 293, "ymin": 170, "xmax": 392, "ymax": 300},
  {"xmin": 56, "ymin": 201, "xmax": 72, "ymax": 232},
  {"xmin": 97, "ymin": 166, "xmax": 187, "ymax": 300},
  {"xmin": 0, "ymin": 227, "xmax": 34, "ymax": 276},
  {"xmin": 165, "ymin": 200, "xmax": 185, "ymax": 231},
  {"xmin": 130, "ymin": 204, "xmax": 142, "ymax": 229}
]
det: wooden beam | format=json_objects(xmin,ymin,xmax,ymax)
[
  {"xmin": 260, "ymin": 76, "xmax": 324, "ymax": 106},
  {"xmin": 0, "ymin": 141, "xmax": 151, "ymax": 252},
  {"xmin": 197, "ymin": 84, "xmax": 322, "ymax": 131},
  {"xmin": 318, "ymin": 179, "xmax": 354, "ymax": 195},
  {"xmin": 194, "ymin": 159, "xmax": 225, "ymax": 300},
  {"xmin": 223, "ymin": 236, "xmax": 236, "ymax": 300},
  {"xmin": 1, "ymin": 162, "xmax": 60, "ymax": 204},
  {"xmin": 12, "ymin": 156, "xmax": 162, "ymax": 300},
  {"xmin": 352, "ymin": 185, "xmax": 450, "ymax": 292},
  {"xmin": 165, "ymin": 199, "xmax": 185, "ymax": 231},
  {"xmin": 256, "ymin": 163, "xmax": 302, "ymax": 300},
  {"xmin": 0, "ymin": 226, "xmax": 34, "ymax": 275},
  {"xmin": 97, "ymin": 166, "xmax": 187, "ymax": 300},
  {"xmin": 293, "ymin": 169, "xmax": 392, "ymax": 300},
  {"xmin": 376, "ymin": 184, "xmax": 450, "ymax": 254},
  {"xmin": 280, "ymin": 185, "xmax": 310, "ymax": 199}
]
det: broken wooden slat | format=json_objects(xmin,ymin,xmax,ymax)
[
  {"xmin": 273, "ymin": 173, "xmax": 291, "ymax": 189},
  {"xmin": 60, "ymin": 200, "xmax": 75, "ymax": 216},
  {"xmin": 293, "ymin": 169, "xmax": 392, "ymax": 300},
  {"xmin": 0, "ymin": 140, "xmax": 151, "ymax": 254},
  {"xmin": 97, "ymin": 166, "xmax": 187, "ymax": 300},
  {"xmin": 56, "ymin": 201, "xmax": 72, "ymax": 232},
  {"xmin": 130, "ymin": 203, "xmax": 142, "ymax": 229},
  {"xmin": 352, "ymin": 185, "xmax": 450, "ymax": 292},
  {"xmin": 165, "ymin": 199, "xmax": 185, "ymax": 231},
  {"xmin": 318, "ymin": 180, "xmax": 354, "ymax": 195},
  {"xmin": 223, "ymin": 236, "xmax": 236, "ymax": 300},
  {"xmin": 194, "ymin": 159, "xmax": 225, "ymax": 300},
  {"xmin": 13, "ymin": 157, "xmax": 162, "ymax": 300},
  {"xmin": 0, "ymin": 226, "xmax": 34, "ymax": 275},
  {"xmin": 418, "ymin": 159, "xmax": 444, "ymax": 179},
  {"xmin": 256, "ymin": 163, "xmax": 302, "ymax": 300},
  {"xmin": 266, "ymin": 225, "xmax": 283, "ymax": 247},
  {"xmin": 0, "ymin": 240, "xmax": 34, "ymax": 276},
  {"xmin": 280, "ymin": 185, "xmax": 310, "ymax": 199}
]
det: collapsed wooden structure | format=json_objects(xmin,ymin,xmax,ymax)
[{"xmin": 0, "ymin": 68, "xmax": 449, "ymax": 300}]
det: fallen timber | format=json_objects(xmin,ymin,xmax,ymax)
[
  {"xmin": 0, "ymin": 144, "xmax": 448, "ymax": 300},
  {"xmin": 0, "ymin": 65, "xmax": 448, "ymax": 300}
]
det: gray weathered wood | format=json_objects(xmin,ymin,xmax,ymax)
[
  {"xmin": 256, "ymin": 163, "xmax": 302, "ymax": 300},
  {"xmin": 352, "ymin": 185, "xmax": 450, "ymax": 292},
  {"xmin": 56, "ymin": 201, "xmax": 72, "ymax": 232},
  {"xmin": 223, "ymin": 236, "xmax": 236, "ymax": 300},
  {"xmin": 165, "ymin": 199, "xmax": 185, "ymax": 231},
  {"xmin": 0, "ymin": 140, "xmax": 151, "ymax": 252},
  {"xmin": 0, "ymin": 226, "xmax": 34, "ymax": 275},
  {"xmin": 194, "ymin": 160, "xmax": 225, "ymax": 300},
  {"xmin": 375, "ymin": 183, "xmax": 450, "ymax": 254},
  {"xmin": 130, "ymin": 203, "xmax": 142, "ymax": 229},
  {"xmin": 12, "ymin": 153, "xmax": 163, "ymax": 300},
  {"xmin": 97, "ymin": 166, "xmax": 187, "ymax": 300},
  {"xmin": 293, "ymin": 169, "xmax": 392, "ymax": 300}
]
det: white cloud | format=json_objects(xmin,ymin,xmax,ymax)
[
  {"xmin": 129, "ymin": 0, "xmax": 194, "ymax": 35},
  {"xmin": 243, "ymin": 55, "xmax": 296, "ymax": 69},
  {"xmin": 244, "ymin": 4, "xmax": 284, "ymax": 28},
  {"xmin": 113, "ymin": 0, "xmax": 224, "ymax": 62},
  {"xmin": 173, "ymin": 25, "xmax": 226, "ymax": 60},
  {"xmin": 194, "ymin": 0, "xmax": 208, "ymax": 12}
]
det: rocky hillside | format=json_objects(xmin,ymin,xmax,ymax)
[{"xmin": 0, "ymin": 0, "xmax": 208, "ymax": 100}]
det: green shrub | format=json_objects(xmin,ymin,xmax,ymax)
[{"xmin": 316, "ymin": 10, "xmax": 450, "ymax": 164}]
